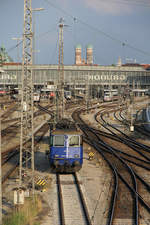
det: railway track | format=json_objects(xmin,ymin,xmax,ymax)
[
  {"xmin": 3, "ymin": 100, "xmax": 150, "ymax": 224},
  {"xmin": 118, "ymin": 108, "xmax": 150, "ymax": 138},
  {"xmin": 95, "ymin": 107, "xmax": 150, "ymax": 164},
  {"xmin": 72, "ymin": 105, "xmax": 150, "ymax": 224},
  {"xmin": 2, "ymin": 121, "xmax": 50, "ymax": 184},
  {"xmin": 1, "ymin": 103, "xmax": 53, "ymax": 185},
  {"xmin": 56, "ymin": 173, "xmax": 92, "ymax": 225}
]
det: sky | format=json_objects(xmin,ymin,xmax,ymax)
[{"xmin": 0, "ymin": 0, "xmax": 150, "ymax": 66}]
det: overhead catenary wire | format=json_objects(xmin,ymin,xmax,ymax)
[
  {"xmin": 100, "ymin": 0, "xmax": 150, "ymax": 7},
  {"xmin": 115, "ymin": 0, "xmax": 150, "ymax": 6},
  {"xmin": 6, "ymin": 0, "xmax": 150, "ymax": 60},
  {"xmin": 7, "ymin": 25, "xmax": 57, "ymax": 54},
  {"xmin": 43, "ymin": 0, "xmax": 150, "ymax": 57},
  {"xmin": 7, "ymin": 40, "xmax": 23, "ymax": 53}
]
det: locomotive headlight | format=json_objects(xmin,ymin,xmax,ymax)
[{"xmin": 74, "ymin": 154, "xmax": 79, "ymax": 158}]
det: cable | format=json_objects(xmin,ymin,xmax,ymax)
[
  {"xmin": 96, "ymin": 0, "xmax": 150, "ymax": 7},
  {"xmin": 119, "ymin": 0, "xmax": 150, "ymax": 5},
  {"xmin": 42, "ymin": 0, "xmax": 150, "ymax": 57},
  {"xmin": 7, "ymin": 40, "xmax": 23, "ymax": 53},
  {"xmin": 7, "ymin": 25, "xmax": 57, "ymax": 54},
  {"xmin": 7, "ymin": 0, "xmax": 150, "ymax": 59},
  {"xmin": 36, "ymin": 25, "xmax": 57, "ymax": 40}
]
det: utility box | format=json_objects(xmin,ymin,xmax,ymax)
[
  {"xmin": 23, "ymin": 101, "xmax": 27, "ymax": 112},
  {"xmin": 13, "ymin": 188, "xmax": 25, "ymax": 205},
  {"xmin": 130, "ymin": 125, "xmax": 134, "ymax": 132},
  {"xmin": 24, "ymin": 189, "xmax": 30, "ymax": 197}
]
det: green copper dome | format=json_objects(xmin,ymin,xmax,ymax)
[
  {"xmin": 86, "ymin": 44, "xmax": 93, "ymax": 49},
  {"xmin": 75, "ymin": 44, "xmax": 82, "ymax": 49}
]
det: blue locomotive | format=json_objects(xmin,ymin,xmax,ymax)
[{"xmin": 48, "ymin": 120, "xmax": 83, "ymax": 172}]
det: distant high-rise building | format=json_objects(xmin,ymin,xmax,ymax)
[
  {"xmin": 86, "ymin": 44, "xmax": 93, "ymax": 65},
  {"xmin": 75, "ymin": 44, "xmax": 82, "ymax": 65}
]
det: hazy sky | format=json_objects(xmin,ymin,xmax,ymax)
[{"xmin": 0, "ymin": 0, "xmax": 150, "ymax": 65}]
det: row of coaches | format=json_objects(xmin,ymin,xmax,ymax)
[
  {"xmin": 103, "ymin": 88, "xmax": 148, "ymax": 102},
  {"xmin": 103, "ymin": 89, "xmax": 119, "ymax": 102}
]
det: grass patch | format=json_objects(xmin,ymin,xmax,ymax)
[{"xmin": 3, "ymin": 195, "xmax": 42, "ymax": 225}]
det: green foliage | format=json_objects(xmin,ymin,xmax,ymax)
[
  {"xmin": 3, "ymin": 212, "xmax": 26, "ymax": 225},
  {"xmin": 34, "ymin": 222, "xmax": 41, "ymax": 225},
  {"xmin": 3, "ymin": 196, "xmax": 42, "ymax": 225}
]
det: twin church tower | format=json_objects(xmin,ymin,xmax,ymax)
[{"xmin": 75, "ymin": 44, "xmax": 93, "ymax": 65}]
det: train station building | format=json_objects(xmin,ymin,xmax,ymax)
[
  {"xmin": 0, "ymin": 44, "xmax": 150, "ymax": 97},
  {"xmin": 0, "ymin": 63, "xmax": 150, "ymax": 95}
]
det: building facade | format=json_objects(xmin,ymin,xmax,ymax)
[{"xmin": 0, "ymin": 63, "xmax": 150, "ymax": 95}]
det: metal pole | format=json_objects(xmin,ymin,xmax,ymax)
[
  {"xmin": 58, "ymin": 18, "xmax": 68, "ymax": 119},
  {"xmin": 58, "ymin": 20, "xmax": 65, "ymax": 119}
]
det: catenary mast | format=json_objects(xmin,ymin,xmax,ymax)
[
  {"xmin": 58, "ymin": 18, "xmax": 65, "ymax": 119},
  {"xmin": 19, "ymin": 0, "xmax": 34, "ymax": 192}
]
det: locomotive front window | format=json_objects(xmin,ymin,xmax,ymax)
[
  {"xmin": 69, "ymin": 135, "xmax": 79, "ymax": 147},
  {"xmin": 54, "ymin": 135, "xmax": 64, "ymax": 146}
]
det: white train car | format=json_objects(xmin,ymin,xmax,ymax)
[
  {"xmin": 33, "ymin": 92, "xmax": 40, "ymax": 102},
  {"xmin": 103, "ymin": 89, "xmax": 119, "ymax": 102}
]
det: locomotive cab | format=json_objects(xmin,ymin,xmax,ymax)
[{"xmin": 49, "ymin": 128, "xmax": 83, "ymax": 172}]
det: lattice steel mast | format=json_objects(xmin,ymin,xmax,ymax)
[
  {"xmin": 19, "ymin": 0, "xmax": 34, "ymax": 191},
  {"xmin": 58, "ymin": 18, "xmax": 65, "ymax": 119}
]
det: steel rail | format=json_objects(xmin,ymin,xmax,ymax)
[
  {"xmin": 73, "ymin": 172, "xmax": 92, "ymax": 225},
  {"xmin": 81, "ymin": 135, "xmax": 119, "ymax": 225},
  {"xmin": 119, "ymin": 109, "xmax": 150, "ymax": 138},
  {"xmin": 106, "ymin": 110, "xmax": 150, "ymax": 152},
  {"xmin": 97, "ymin": 112, "xmax": 150, "ymax": 162},
  {"xmin": 83, "ymin": 126, "xmax": 139, "ymax": 225},
  {"xmin": 88, "ymin": 126, "xmax": 150, "ymax": 166},
  {"xmin": 56, "ymin": 173, "xmax": 66, "ymax": 225},
  {"xmin": 72, "ymin": 108, "xmax": 139, "ymax": 224}
]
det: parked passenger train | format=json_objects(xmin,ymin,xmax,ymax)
[
  {"xmin": 48, "ymin": 119, "xmax": 83, "ymax": 173},
  {"xmin": 33, "ymin": 92, "xmax": 40, "ymax": 102},
  {"xmin": 103, "ymin": 89, "xmax": 119, "ymax": 102},
  {"xmin": 140, "ymin": 107, "xmax": 150, "ymax": 131}
]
